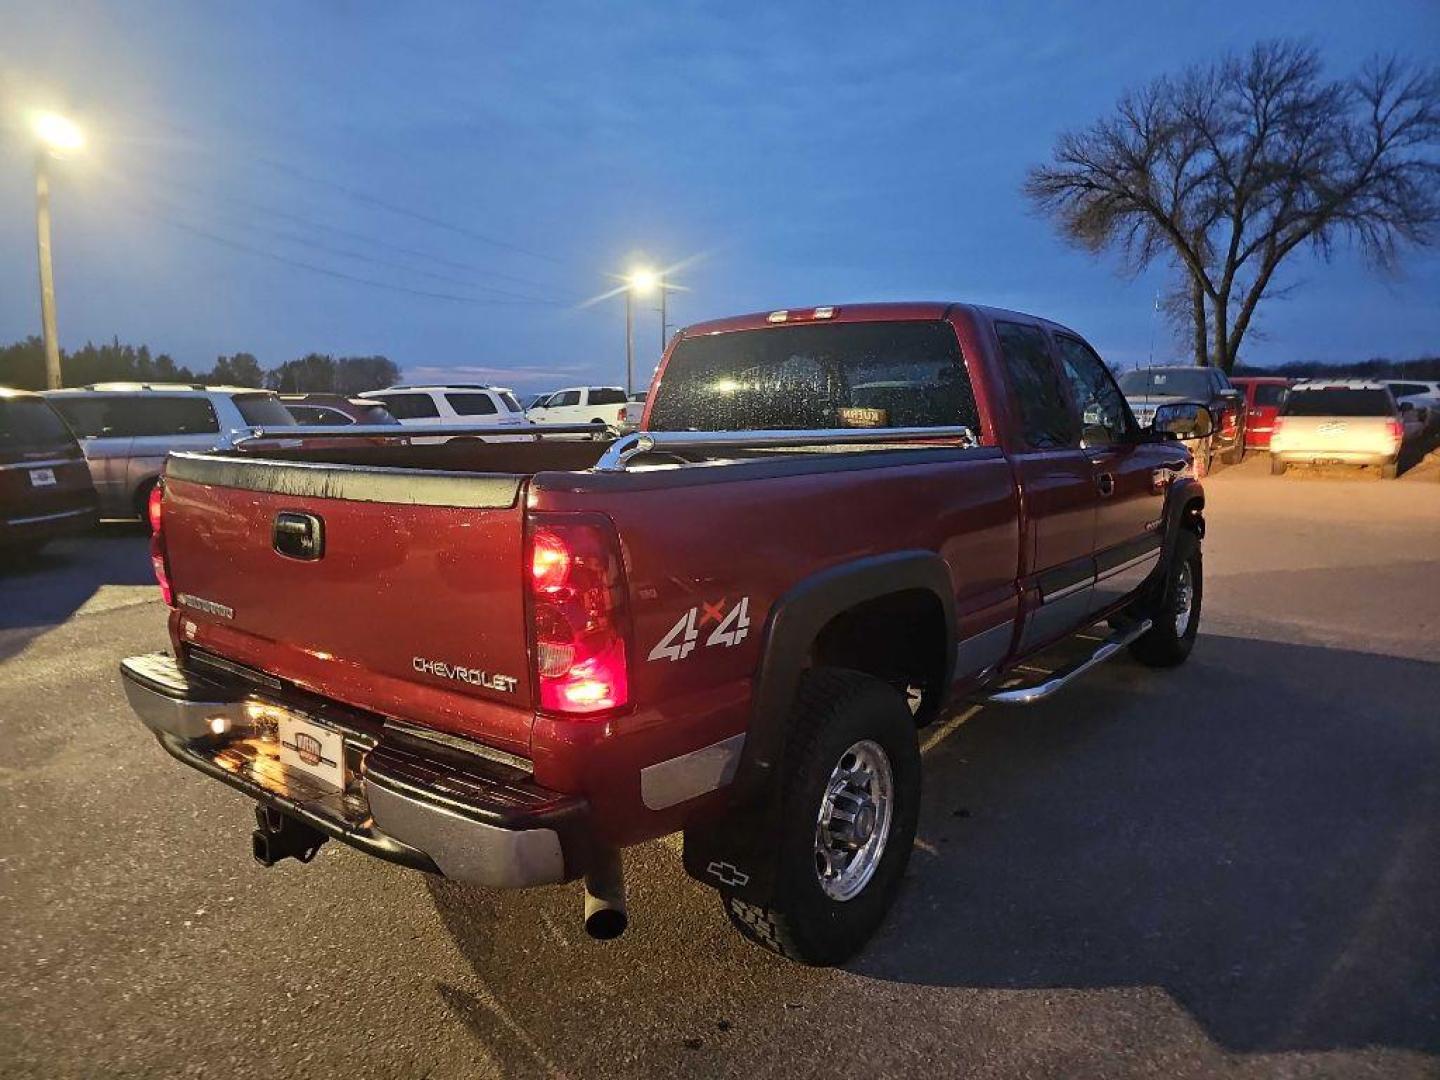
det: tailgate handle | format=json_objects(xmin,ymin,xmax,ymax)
[{"xmin": 273, "ymin": 511, "xmax": 325, "ymax": 561}]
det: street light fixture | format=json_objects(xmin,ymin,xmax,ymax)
[{"xmin": 28, "ymin": 110, "xmax": 85, "ymax": 389}]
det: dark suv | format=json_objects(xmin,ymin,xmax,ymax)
[
  {"xmin": 1118, "ymin": 366, "xmax": 1246, "ymax": 470},
  {"xmin": 0, "ymin": 388, "xmax": 98, "ymax": 554}
]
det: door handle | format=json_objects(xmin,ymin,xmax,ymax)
[{"xmin": 1097, "ymin": 472, "xmax": 1116, "ymax": 497}]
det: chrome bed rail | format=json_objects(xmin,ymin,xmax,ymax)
[
  {"xmin": 234, "ymin": 422, "xmax": 618, "ymax": 444},
  {"xmin": 592, "ymin": 426, "xmax": 977, "ymax": 473}
]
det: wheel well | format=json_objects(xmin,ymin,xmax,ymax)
[
  {"xmin": 133, "ymin": 476, "xmax": 161, "ymax": 520},
  {"xmin": 809, "ymin": 589, "xmax": 948, "ymax": 724},
  {"xmin": 1180, "ymin": 494, "xmax": 1205, "ymax": 538}
]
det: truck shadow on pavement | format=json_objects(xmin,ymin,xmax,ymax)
[
  {"xmin": 428, "ymin": 632, "xmax": 1439, "ymax": 1067},
  {"xmin": 862, "ymin": 631, "xmax": 1440, "ymax": 1055},
  {"xmin": 0, "ymin": 525, "xmax": 152, "ymax": 662}
]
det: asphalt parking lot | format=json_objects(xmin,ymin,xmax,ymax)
[{"xmin": 2, "ymin": 466, "xmax": 1438, "ymax": 1079}]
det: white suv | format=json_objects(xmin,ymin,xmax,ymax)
[
  {"xmin": 526, "ymin": 386, "xmax": 629, "ymax": 426},
  {"xmin": 44, "ymin": 384, "xmax": 298, "ymax": 518},
  {"xmin": 358, "ymin": 385, "xmax": 529, "ymax": 439}
]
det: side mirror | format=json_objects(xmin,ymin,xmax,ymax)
[{"xmin": 1150, "ymin": 402, "xmax": 1214, "ymax": 440}]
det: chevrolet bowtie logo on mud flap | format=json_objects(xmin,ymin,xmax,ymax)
[{"xmin": 706, "ymin": 861, "xmax": 750, "ymax": 887}]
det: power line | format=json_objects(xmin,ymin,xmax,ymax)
[
  {"xmin": 133, "ymin": 205, "xmax": 566, "ymax": 307},
  {"xmin": 133, "ymin": 187, "xmax": 564, "ymax": 304},
  {"xmin": 257, "ymin": 156, "xmax": 564, "ymax": 265},
  {"xmin": 133, "ymin": 169, "xmax": 565, "ymax": 293}
]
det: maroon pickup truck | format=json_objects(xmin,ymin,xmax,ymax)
[{"xmin": 121, "ymin": 302, "xmax": 1209, "ymax": 964}]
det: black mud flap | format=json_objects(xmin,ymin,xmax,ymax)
[{"xmin": 682, "ymin": 801, "xmax": 784, "ymax": 905}]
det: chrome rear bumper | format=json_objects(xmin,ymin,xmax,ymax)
[{"xmin": 120, "ymin": 653, "xmax": 593, "ymax": 888}]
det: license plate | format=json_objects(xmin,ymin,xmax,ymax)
[
  {"xmin": 28, "ymin": 468, "xmax": 56, "ymax": 487},
  {"xmin": 277, "ymin": 714, "xmax": 346, "ymax": 790}
]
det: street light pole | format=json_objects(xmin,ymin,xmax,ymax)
[
  {"xmin": 33, "ymin": 152, "xmax": 62, "ymax": 390},
  {"xmin": 625, "ymin": 287, "xmax": 634, "ymax": 398}
]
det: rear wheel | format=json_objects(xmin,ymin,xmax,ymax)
[
  {"xmin": 1270, "ymin": 457, "xmax": 1287, "ymax": 476},
  {"xmin": 721, "ymin": 668, "xmax": 920, "ymax": 966},
  {"xmin": 1380, "ymin": 462, "xmax": 1398, "ymax": 479},
  {"xmin": 1129, "ymin": 529, "xmax": 1202, "ymax": 668}
]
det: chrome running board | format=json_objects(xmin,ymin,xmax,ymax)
[{"xmin": 980, "ymin": 619, "xmax": 1152, "ymax": 706}]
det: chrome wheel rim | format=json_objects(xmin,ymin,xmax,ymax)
[
  {"xmin": 1174, "ymin": 561, "xmax": 1194, "ymax": 637},
  {"xmin": 814, "ymin": 739, "xmax": 894, "ymax": 902}
]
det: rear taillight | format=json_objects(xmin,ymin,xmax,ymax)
[
  {"xmin": 1270, "ymin": 416, "xmax": 1285, "ymax": 438},
  {"xmin": 617, "ymin": 406, "xmax": 628, "ymax": 424},
  {"xmin": 147, "ymin": 482, "xmax": 175, "ymax": 607},
  {"xmin": 1385, "ymin": 417, "xmax": 1404, "ymax": 443},
  {"xmin": 527, "ymin": 514, "xmax": 630, "ymax": 716}
]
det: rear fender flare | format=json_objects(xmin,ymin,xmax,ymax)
[{"xmin": 734, "ymin": 550, "xmax": 956, "ymax": 805}]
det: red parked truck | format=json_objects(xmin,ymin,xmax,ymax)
[
  {"xmin": 121, "ymin": 303, "xmax": 1210, "ymax": 964},
  {"xmin": 1230, "ymin": 376, "xmax": 1290, "ymax": 450}
]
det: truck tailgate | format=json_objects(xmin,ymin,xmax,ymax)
[{"xmin": 160, "ymin": 454, "xmax": 534, "ymax": 755}]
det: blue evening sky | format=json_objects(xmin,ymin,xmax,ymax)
[{"xmin": 2, "ymin": 1, "xmax": 1437, "ymax": 393}]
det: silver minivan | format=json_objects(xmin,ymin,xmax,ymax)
[{"xmin": 44, "ymin": 384, "xmax": 297, "ymax": 518}]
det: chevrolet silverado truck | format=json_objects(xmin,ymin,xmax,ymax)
[{"xmin": 121, "ymin": 302, "xmax": 1209, "ymax": 965}]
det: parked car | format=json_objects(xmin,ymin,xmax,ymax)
[
  {"xmin": 122, "ymin": 301, "xmax": 1210, "ymax": 966},
  {"xmin": 44, "ymin": 384, "xmax": 298, "ymax": 519},
  {"xmin": 279, "ymin": 393, "xmax": 402, "ymax": 427},
  {"xmin": 1230, "ymin": 376, "xmax": 1290, "ymax": 450},
  {"xmin": 526, "ymin": 385, "xmax": 629, "ymax": 426},
  {"xmin": 1383, "ymin": 380, "xmax": 1440, "ymax": 433},
  {"xmin": 358, "ymin": 384, "xmax": 529, "ymax": 440},
  {"xmin": 1117, "ymin": 365, "xmax": 1246, "ymax": 471},
  {"xmin": 1269, "ymin": 380, "xmax": 1419, "ymax": 477},
  {"xmin": 0, "ymin": 388, "xmax": 98, "ymax": 553}
]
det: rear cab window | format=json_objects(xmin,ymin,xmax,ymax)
[
  {"xmin": 1283, "ymin": 389, "xmax": 1395, "ymax": 417},
  {"xmin": 288, "ymin": 405, "xmax": 353, "ymax": 426},
  {"xmin": 648, "ymin": 320, "xmax": 980, "ymax": 433}
]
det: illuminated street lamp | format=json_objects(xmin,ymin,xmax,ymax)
[{"xmin": 29, "ymin": 111, "xmax": 85, "ymax": 389}]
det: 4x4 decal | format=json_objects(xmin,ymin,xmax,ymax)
[{"xmin": 649, "ymin": 597, "xmax": 751, "ymax": 662}]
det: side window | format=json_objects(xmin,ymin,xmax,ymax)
[
  {"xmin": 49, "ymin": 397, "xmax": 116, "ymax": 438},
  {"xmin": 444, "ymin": 393, "xmax": 499, "ymax": 416},
  {"xmin": 119, "ymin": 397, "xmax": 220, "ymax": 437},
  {"xmin": 588, "ymin": 388, "xmax": 627, "ymax": 406},
  {"xmin": 290, "ymin": 406, "xmax": 352, "ymax": 426},
  {"xmin": 555, "ymin": 390, "xmax": 582, "ymax": 407},
  {"xmin": 995, "ymin": 322, "xmax": 1078, "ymax": 449},
  {"xmin": 378, "ymin": 394, "xmax": 440, "ymax": 420},
  {"xmin": 1054, "ymin": 336, "xmax": 1131, "ymax": 447}
]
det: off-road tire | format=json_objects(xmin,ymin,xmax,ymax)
[
  {"xmin": 1221, "ymin": 440, "xmax": 1243, "ymax": 466},
  {"xmin": 1379, "ymin": 462, "xmax": 1398, "ymax": 479},
  {"xmin": 1129, "ymin": 529, "xmax": 1202, "ymax": 668},
  {"xmin": 1270, "ymin": 457, "xmax": 1286, "ymax": 476},
  {"xmin": 721, "ymin": 668, "xmax": 920, "ymax": 966}
]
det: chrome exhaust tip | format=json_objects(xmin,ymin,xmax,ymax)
[{"xmin": 582, "ymin": 849, "xmax": 627, "ymax": 940}]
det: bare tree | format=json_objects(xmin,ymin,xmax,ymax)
[{"xmin": 1025, "ymin": 41, "xmax": 1440, "ymax": 371}]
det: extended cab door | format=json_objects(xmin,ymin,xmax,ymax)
[
  {"xmin": 992, "ymin": 321, "xmax": 1097, "ymax": 652},
  {"xmin": 1052, "ymin": 334, "xmax": 1171, "ymax": 614}
]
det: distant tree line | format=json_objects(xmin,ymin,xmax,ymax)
[
  {"xmin": 0, "ymin": 336, "xmax": 399, "ymax": 394},
  {"xmin": 1232, "ymin": 356, "xmax": 1440, "ymax": 380}
]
